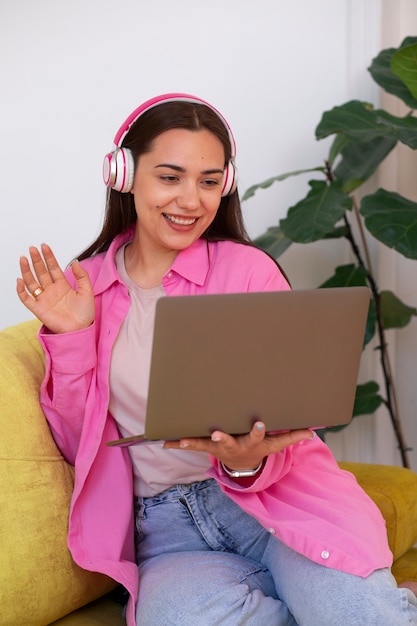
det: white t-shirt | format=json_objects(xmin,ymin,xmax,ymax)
[{"xmin": 109, "ymin": 244, "xmax": 210, "ymax": 496}]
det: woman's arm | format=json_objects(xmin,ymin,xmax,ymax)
[
  {"xmin": 17, "ymin": 243, "xmax": 97, "ymax": 463},
  {"xmin": 39, "ymin": 325, "xmax": 97, "ymax": 464}
]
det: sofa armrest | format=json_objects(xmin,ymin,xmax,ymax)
[
  {"xmin": 339, "ymin": 462, "xmax": 417, "ymax": 560},
  {"xmin": 0, "ymin": 320, "xmax": 117, "ymax": 626}
]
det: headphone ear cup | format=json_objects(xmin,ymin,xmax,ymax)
[
  {"xmin": 102, "ymin": 147, "xmax": 135, "ymax": 193},
  {"xmin": 221, "ymin": 161, "xmax": 237, "ymax": 197}
]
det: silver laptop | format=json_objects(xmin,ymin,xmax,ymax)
[{"xmin": 107, "ymin": 287, "xmax": 370, "ymax": 446}]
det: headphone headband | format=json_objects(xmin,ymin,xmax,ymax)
[
  {"xmin": 113, "ymin": 93, "xmax": 236, "ymax": 158},
  {"xmin": 103, "ymin": 93, "xmax": 237, "ymax": 195}
]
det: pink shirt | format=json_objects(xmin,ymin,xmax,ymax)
[{"xmin": 38, "ymin": 228, "xmax": 392, "ymax": 626}]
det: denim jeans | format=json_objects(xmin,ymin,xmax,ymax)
[{"xmin": 134, "ymin": 478, "xmax": 417, "ymax": 625}]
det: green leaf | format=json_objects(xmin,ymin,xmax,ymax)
[
  {"xmin": 253, "ymin": 226, "xmax": 292, "ymax": 259},
  {"xmin": 376, "ymin": 109, "xmax": 417, "ymax": 149},
  {"xmin": 352, "ymin": 381, "xmax": 383, "ymax": 417},
  {"xmin": 316, "ymin": 423, "xmax": 349, "ymax": 437},
  {"xmin": 316, "ymin": 100, "xmax": 393, "ymax": 142},
  {"xmin": 321, "ymin": 225, "xmax": 350, "ymax": 239},
  {"xmin": 360, "ymin": 189, "xmax": 417, "ymax": 259},
  {"xmin": 391, "ymin": 42, "xmax": 417, "ymax": 101},
  {"xmin": 319, "ymin": 264, "xmax": 375, "ymax": 345},
  {"xmin": 316, "ymin": 100, "xmax": 417, "ymax": 149},
  {"xmin": 319, "ymin": 263, "xmax": 368, "ymax": 288},
  {"xmin": 241, "ymin": 167, "xmax": 325, "ymax": 202},
  {"xmin": 368, "ymin": 37, "xmax": 417, "ymax": 109},
  {"xmin": 328, "ymin": 133, "xmax": 349, "ymax": 166},
  {"xmin": 280, "ymin": 180, "xmax": 352, "ymax": 243},
  {"xmin": 316, "ymin": 381, "xmax": 383, "ymax": 440},
  {"xmin": 334, "ymin": 135, "xmax": 397, "ymax": 189},
  {"xmin": 380, "ymin": 290, "xmax": 417, "ymax": 329}
]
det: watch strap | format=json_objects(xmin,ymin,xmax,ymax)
[{"xmin": 220, "ymin": 460, "xmax": 264, "ymax": 478}]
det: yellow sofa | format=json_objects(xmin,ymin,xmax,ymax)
[{"xmin": 1, "ymin": 319, "xmax": 417, "ymax": 625}]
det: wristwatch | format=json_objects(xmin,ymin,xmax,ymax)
[{"xmin": 220, "ymin": 460, "xmax": 264, "ymax": 478}]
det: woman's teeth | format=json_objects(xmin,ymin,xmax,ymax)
[{"xmin": 163, "ymin": 214, "xmax": 197, "ymax": 226}]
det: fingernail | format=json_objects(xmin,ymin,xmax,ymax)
[
  {"xmin": 211, "ymin": 434, "xmax": 222, "ymax": 442},
  {"xmin": 255, "ymin": 422, "xmax": 265, "ymax": 431},
  {"xmin": 180, "ymin": 442, "xmax": 190, "ymax": 448},
  {"xmin": 309, "ymin": 431, "xmax": 316, "ymax": 440}
]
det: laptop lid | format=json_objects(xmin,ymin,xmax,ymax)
[{"xmin": 108, "ymin": 286, "xmax": 370, "ymax": 446}]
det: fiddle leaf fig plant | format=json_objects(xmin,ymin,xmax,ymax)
[{"xmin": 243, "ymin": 37, "xmax": 417, "ymax": 467}]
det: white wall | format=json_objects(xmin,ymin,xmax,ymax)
[
  {"xmin": 3, "ymin": 0, "xmax": 415, "ymax": 467},
  {"xmin": 1, "ymin": 0, "xmax": 380, "ymax": 327}
]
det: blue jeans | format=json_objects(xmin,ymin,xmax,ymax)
[{"xmin": 134, "ymin": 479, "xmax": 417, "ymax": 625}]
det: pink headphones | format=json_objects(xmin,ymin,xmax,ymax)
[{"xmin": 102, "ymin": 93, "xmax": 237, "ymax": 196}]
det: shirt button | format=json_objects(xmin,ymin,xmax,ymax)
[
  {"xmin": 321, "ymin": 550, "xmax": 330, "ymax": 560},
  {"xmin": 167, "ymin": 271, "xmax": 173, "ymax": 278},
  {"xmin": 267, "ymin": 527, "xmax": 276, "ymax": 534}
]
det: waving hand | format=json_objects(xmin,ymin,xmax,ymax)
[{"xmin": 16, "ymin": 244, "xmax": 95, "ymax": 334}]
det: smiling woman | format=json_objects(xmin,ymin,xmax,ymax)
[
  {"xmin": 15, "ymin": 93, "xmax": 417, "ymax": 626},
  {"xmin": 81, "ymin": 94, "xmax": 246, "ymax": 261},
  {"xmin": 125, "ymin": 128, "xmax": 226, "ymax": 288}
]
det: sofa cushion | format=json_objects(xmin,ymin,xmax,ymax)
[
  {"xmin": 0, "ymin": 320, "xmax": 116, "ymax": 626},
  {"xmin": 391, "ymin": 546, "xmax": 417, "ymax": 585},
  {"xmin": 339, "ymin": 461, "xmax": 417, "ymax": 561},
  {"xmin": 50, "ymin": 594, "xmax": 126, "ymax": 625}
]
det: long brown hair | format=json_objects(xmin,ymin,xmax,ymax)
[{"xmin": 77, "ymin": 101, "xmax": 251, "ymax": 261}]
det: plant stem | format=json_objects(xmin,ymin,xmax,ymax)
[{"xmin": 345, "ymin": 200, "xmax": 410, "ymax": 468}]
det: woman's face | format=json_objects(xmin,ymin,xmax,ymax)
[{"xmin": 130, "ymin": 127, "xmax": 225, "ymax": 256}]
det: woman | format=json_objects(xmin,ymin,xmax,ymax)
[{"xmin": 17, "ymin": 93, "xmax": 417, "ymax": 625}]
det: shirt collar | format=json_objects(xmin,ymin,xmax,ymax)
[
  {"xmin": 168, "ymin": 238, "xmax": 211, "ymax": 286},
  {"xmin": 92, "ymin": 227, "xmax": 212, "ymax": 292},
  {"xmin": 92, "ymin": 227, "xmax": 135, "ymax": 294}
]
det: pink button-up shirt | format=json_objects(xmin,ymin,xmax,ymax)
[{"xmin": 38, "ymin": 228, "xmax": 392, "ymax": 626}]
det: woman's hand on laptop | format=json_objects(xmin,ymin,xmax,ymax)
[{"xmin": 163, "ymin": 421, "xmax": 315, "ymax": 472}]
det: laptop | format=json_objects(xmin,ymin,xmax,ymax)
[{"xmin": 107, "ymin": 286, "xmax": 370, "ymax": 446}]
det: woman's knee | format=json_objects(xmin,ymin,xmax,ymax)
[{"xmin": 136, "ymin": 551, "xmax": 294, "ymax": 626}]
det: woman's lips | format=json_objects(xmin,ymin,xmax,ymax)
[{"xmin": 163, "ymin": 213, "xmax": 198, "ymax": 226}]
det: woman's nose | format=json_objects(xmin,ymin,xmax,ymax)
[{"xmin": 177, "ymin": 182, "xmax": 199, "ymax": 210}]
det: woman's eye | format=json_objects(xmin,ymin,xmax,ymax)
[
  {"xmin": 160, "ymin": 175, "xmax": 178, "ymax": 182},
  {"xmin": 203, "ymin": 179, "xmax": 220, "ymax": 187}
]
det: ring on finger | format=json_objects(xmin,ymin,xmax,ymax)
[{"xmin": 31, "ymin": 287, "xmax": 43, "ymax": 298}]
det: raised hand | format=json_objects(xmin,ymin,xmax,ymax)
[{"xmin": 16, "ymin": 243, "xmax": 95, "ymax": 334}]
